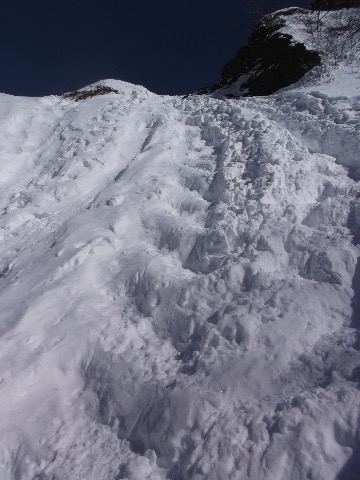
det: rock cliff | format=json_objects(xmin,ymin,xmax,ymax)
[{"xmin": 198, "ymin": 8, "xmax": 321, "ymax": 97}]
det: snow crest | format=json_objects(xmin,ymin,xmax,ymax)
[{"xmin": 0, "ymin": 75, "xmax": 359, "ymax": 479}]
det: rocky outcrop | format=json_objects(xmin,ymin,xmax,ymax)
[
  {"xmin": 198, "ymin": 9, "xmax": 320, "ymax": 98},
  {"xmin": 63, "ymin": 85, "xmax": 119, "ymax": 101}
]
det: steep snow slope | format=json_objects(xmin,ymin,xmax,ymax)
[{"xmin": 0, "ymin": 65, "xmax": 360, "ymax": 479}]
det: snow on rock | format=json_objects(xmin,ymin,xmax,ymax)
[
  {"xmin": 0, "ymin": 68, "xmax": 359, "ymax": 480},
  {"xmin": 204, "ymin": 6, "xmax": 360, "ymax": 100}
]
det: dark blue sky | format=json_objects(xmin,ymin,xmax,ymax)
[{"xmin": 1, "ymin": 0, "xmax": 310, "ymax": 97}]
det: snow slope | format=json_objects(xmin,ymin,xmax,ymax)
[{"xmin": 0, "ymin": 55, "xmax": 360, "ymax": 480}]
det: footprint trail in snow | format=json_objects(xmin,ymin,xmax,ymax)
[{"xmin": 0, "ymin": 72, "xmax": 359, "ymax": 480}]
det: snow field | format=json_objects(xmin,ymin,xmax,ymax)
[{"xmin": 0, "ymin": 72, "xmax": 359, "ymax": 479}]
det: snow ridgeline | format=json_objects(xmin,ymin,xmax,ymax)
[{"xmin": 0, "ymin": 71, "xmax": 359, "ymax": 480}]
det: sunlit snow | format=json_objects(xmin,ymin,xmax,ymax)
[{"xmin": 0, "ymin": 10, "xmax": 360, "ymax": 480}]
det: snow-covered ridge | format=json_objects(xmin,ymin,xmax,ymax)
[
  {"xmin": 0, "ymin": 61, "xmax": 360, "ymax": 479},
  {"xmin": 280, "ymin": 6, "xmax": 360, "ymax": 59}
]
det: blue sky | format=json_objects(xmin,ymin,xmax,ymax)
[{"xmin": 0, "ymin": 0, "xmax": 310, "ymax": 96}]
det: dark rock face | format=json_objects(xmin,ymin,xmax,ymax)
[
  {"xmin": 311, "ymin": 0, "xmax": 360, "ymax": 9},
  {"xmin": 217, "ymin": 10, "xmax": 321, "ymax": 97},
  {"xmin": 63, "ymin": 85, "xmax": 119, "ymax": 102}
]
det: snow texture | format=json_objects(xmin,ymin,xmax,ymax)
[{"xmin": 0, "ymin": 14, "xmax": 360, "ymax": 480}]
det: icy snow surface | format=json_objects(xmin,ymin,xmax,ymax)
[{"xmin": 0, "ymin": 68, "xmax": 360, "ymax": 480}]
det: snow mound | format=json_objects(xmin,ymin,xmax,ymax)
[{"xmin": 0, "ymin": 69, "xmax": 359, "ymax": 480}]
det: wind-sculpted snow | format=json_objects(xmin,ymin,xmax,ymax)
[{"xmin": 0, "ymin": 76, "xmax": 359, "ymax": 480}]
